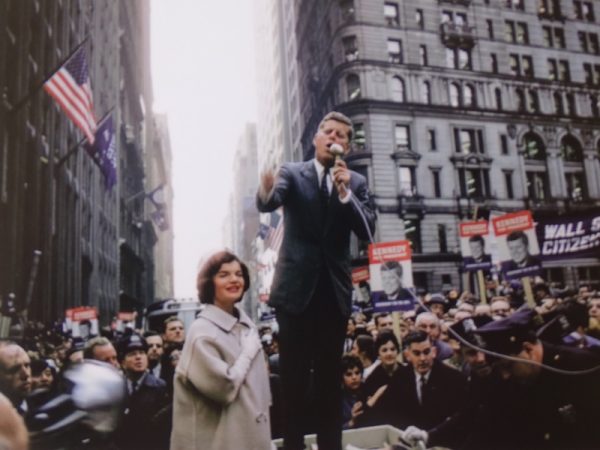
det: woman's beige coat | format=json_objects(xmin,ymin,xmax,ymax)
[{"xmin": 170, "ymin": 304, "xmax": 272, "ymax": 450}]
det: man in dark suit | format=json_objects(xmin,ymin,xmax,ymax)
[
  {"xmin": 501, "ymin": 230, "xmax": 541, "ymax": 275},
  {"xmin": 463, "ymin": 234, "xmax": 492, "ymax": 269},
  {"xmin": 257, "ymin": 111, "xmax": 376, "ymax": 450},
  {"xmin": 366, "ymin": 330, "xmax": 467, "ymax": 431}
]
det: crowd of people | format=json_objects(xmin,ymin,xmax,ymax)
[{"xmin": 2, "ymin": 109, "xmax": 600, "ymax": 450}]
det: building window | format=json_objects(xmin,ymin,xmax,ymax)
[
  {"xmin": 416, "ymin": 9, "xmax": 424, "ymax": 29},
  {"xmin": 491, "ymin": 53, "xmax": 498, "ymax": 73},
  {"xmin": 343, "ymin": 36, "xmax": 359, "ymax": 62},
  {"xmin": 542, "ymin": 26, "xmax": 566, "ymax": 48},
  {"xmin": 591, "ymin": 95, "xmax": 599, "ymax": 117},
  {"xmin": 553, "ymin": 92, "xmax": 564, "ymax": 115},
  {"xmin": 578, "ymin": 32, "xmax": 599, "ymax": 54},
  {"xmin": 463, "ymin": 84, "xmax": 476, "ymax": 107},
  {"xmin": 388, "ymin": 39, "xmax": 403, "ymax": 63},
  {"xmin": 528, "ymin": 90, "xmax": 540, "ymax": 113},
  {"xmin": 384, "ymin": 2, "xmax": 400, "ymax": 26},
  {"xmin": 450, "ymin": 82, "xmax": 460, "ymax": 106},
  {"xmin": 446, "ymin": 48, "xmax": 472, "ymax": 70},
  {"xmin": 566, "ymin": 93, "xmax": 577, "ymax": 116},
  {"xmin": 548, "ymin": 59, "xmax": 558, "ymax": 80},
  {"xmin": 504, "ymin": 171, "xmax": 514, "ymax": 199},
  {"xmin": 432, "ymin": 169, "xmax": 441, "ymax": 197},
  {"xmin": 505, "ymin": 21, "xmax": 529, "ymax": 44},
  {"xmin": 340, "ymin": 0, "xmax": 356, "ymax": 22},
  {"xmin": 346, "ymin": 74, "xmax": 361, "ymax": 100},
  {"xmin": 454, "ymin": 128, "xmax": 484, "ymax": 154},
  {"xmin": 523, "ymin": 132, "xmax": 546, "ymax": 160},
  {"xmin": 404, "ymin": 219, "xmax": 422, "ymax": 253},
  {"xmin": 558, "ymin": 60, "xmax": 571, "ymax": 82},
  {"xmin": 495, "ymin": 87, "xmax": 503, "ymax": 110},
  {"xmin": 565, "ymin": 172, "xmax": 587, "ymax": 201},
  {"xmin": 395, "ymin": 124, "xmax": 410, "ymax": 150},
  {"xmin": 459, "ymin": 169, "xmax": 491, "ymax": 198},
  {"xmin": 398, "ymin": 166, "xmax": 415, "ymax": 195},
  {"xmin": 353, "ymin": 123, "xmax": 367, "ymax": 151},
  {"xmin": 574, "ymin": 1, "xmax": 595, "ymax": 21},
  {"xmin": 522, "ymin": 56, "xmax": 534, "ymax": 78},
  {"xmin": 539, "ymin": 0, "xmax": 563, "ymax": 18},
  {"xmin": 420, "ymin": 45, "xmax": 428, "ymax": 66},
  {"xmin": 509, "ymin": 54, "xmax": 520, "ymax": 76},
  {"xmin": 391, "ymin": 76, "xmax": 405, "ymax": 102},
  {"xmin": 560, "ymin": 135, "xmax": 584, "ymax": 162},
  {"xmin": 427, "ymin": 129, "xmax": 437, "ymax": 151},
  {"xmin": 500, "ymin": 134, "xmax": 509, "ymax": 154},
  {"xmin": 438, "ymin": 224, "xmax": 448, "ymax": 253},
  {"xmin": 584, "ymin": 63, "xmax": 594, "ymax": 84},
  {"xmin": 486, "ymin": 19, "xmax": 494, "ymax": 39},
  {"xmin": 526, "ymin": 172, "xmax": 548, "ymax": 200},
  {"xmin": 421, "ymin": 80, "xmax": 431, "ymax": 104},
  {"xmin": 516, "ymin": 88, "xmax": 526, "ymax": 112}
]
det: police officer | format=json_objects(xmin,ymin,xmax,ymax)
[{"xmin": 470, "ymin": 309, "xmax": 600, "ymax": 449}]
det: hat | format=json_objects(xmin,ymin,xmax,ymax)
[
  {"xmin": 427, "ymin": 293, "xmax": 447, "ymax": 306},
  {"xmin": 66, "ymin": 337, "xmax": 86, "ymax": 359},
  {"xmin": 474, "ymin": 309, "xmax": 538, "ymax": 356},
  {"xmin": 449, "ymin": 315, "xmax": 494, "ymax": 347},
  {"xmin": 117, "ymin": 333, "xmax": 147, "ymax": 360}
]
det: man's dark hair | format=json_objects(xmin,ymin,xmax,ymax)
[
  {"xmin": 354, "ymin": 335, "xmax": 376, "ymax": 362},
  {"xmin": 341, "ymin": 353, "xmax": 363, "ymax": 374},
  {"xmin": 196, "ymin": 251, "xmax": 250, "ymax": 304},
  {"xmin": 143, "ymin": 330, "xmax": 161, "ymax": 339},
  {"xmin": 402, "ymin": 330, "xmax": 429, "ymax": 350},
  {"xmin": 373, "ymin": 312, "xmax": 391, "ymax": 327},
  {"xmin": 318, "ymin": 111, "xmax": 354, "ymax": 141},
  {"xmin": 375, "ymin": 330, "xmax": 399, "ymax": 352},
  {"xmin": 468, "ymin": 234, "xmax": 485, "ymax": 245},
  {"xmin": 506, "ymin": 230, "xmax": 528, "ymax": 245},
  {"xmin": 381, "ymin": 260, "xmax": 402, "ymax": 276}
]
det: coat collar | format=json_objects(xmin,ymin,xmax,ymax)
[{"xmin": 200, "ymin": 304, "xmax": 252, "ymax": 333}]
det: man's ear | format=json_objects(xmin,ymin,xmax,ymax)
[{"xmin": 430, "ymin": 345, "xmax": 438, "ymax": 359}]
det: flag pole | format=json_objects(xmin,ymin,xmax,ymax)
[
  {"xmin": 54, "ymin": 108, "xmax": 114, "ymax": 170},
  {"xmin": 7, "ymin": 38, "xmax": 89, "ymax": 115}
]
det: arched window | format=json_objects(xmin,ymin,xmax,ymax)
[
  {"xmin": 523, "ymin": 132, "xmax": 546, "ymax": 160},
  {"xmin": 560, "ymin": 135, "xmax": 584, "ymax": 162},
  {"xmin": 421, "ymin": 80, "xmax": 431, "ymax": 104},
  {"xmin": 515, "ymin": 88, "xmax": 526, "ymax": 112},
  {"xmin": 590, "ymin": 95, "xmax": 599, "ymax": 118},
  {"xmin": 495, "ymin": 88, "xmax": 503, "ymax": 110},
  {"xmin": 391, "ymin": 76, "xmax": 405, "ymax": 102},
  {"xmin": 554, "ymin": 92, "xmax": 564, "ymax": 115},
  {"xmin": 463, "ymin": 84, "xmax": 475, "ymax": 107},
  {"xmin": 346, "ymin": 74, "xmax": 361, "ymax": 100},
  {"xmin": 449, "ymin": 82, "xmax": 460, "ymax": 107}
]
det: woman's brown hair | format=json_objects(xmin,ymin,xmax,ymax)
[{"xmin": 196, "ymin": 251, "xmax": 250, "ymax": 304}]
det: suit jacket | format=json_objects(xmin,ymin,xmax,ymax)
[
  {"xmin": 501, "ymin": 254, "xmax": 542, "ymax": 279},
  {"xmin": 256, "ymin": 160, "xmax": 376, "ymax": 317},
  {"xmin": 366, "ymin": 361, "xmax": 467, "ymax": 431}
]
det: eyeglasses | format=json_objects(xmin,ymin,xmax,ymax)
[
  {"xmin": 148, "ymin": 344, "xmax": 162, "ymax": 348},
  {"xmin": 411, "ymin": 348, "xmax": 432, "ymax": 357}
]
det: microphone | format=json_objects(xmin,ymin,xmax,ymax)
[{"xmin": 328, "ymin": 143, "xmax": 344, "ymax": 161}]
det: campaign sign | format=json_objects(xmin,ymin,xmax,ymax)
[
  {"xmin": 460, "ymin": 220, "xmax": 493, "ymax": 272},
  {"xmin": 492, "ymin": 211, "xmax": 542, "ymax": 280},
  {"xmin": 69, "ymin": 306, "xmax": 99, "ymax": 338},
  {"xmin": 368, "ymin": 241, "xmax": 415, "ymax": 312},
  {"xmin": 351, "ymin": 266, "xmax": 371, "ymax": 307},
  {"xmin": 536, "ymin": 213, "xmax": 600, "ymax": 260}
]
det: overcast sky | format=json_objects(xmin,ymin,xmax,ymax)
[{"xmin": 151, "ymin": 0, "xmax": 257, "ymax": 298}]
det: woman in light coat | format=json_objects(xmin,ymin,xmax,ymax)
[{"xmin": 170, "ymin": 251, "xmax": 272, "ymax": 450}]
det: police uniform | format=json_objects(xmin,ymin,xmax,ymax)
[{"xmin": 465, "ymin": 309, "xmax": 600, "ymax": 450}]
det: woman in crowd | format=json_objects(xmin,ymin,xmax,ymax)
[
  {"xmin": 363, "ymin": 330, "xmax": 401, "ymax": 399},
  {"xmin": 341, "ymin": 354, "xmax": 367, "ymax": 429},
  {"xmin": 170, "ymin": 250, "xmax": 271, "ymax": 450}
]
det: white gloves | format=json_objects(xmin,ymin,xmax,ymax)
[
  {"xmin": 403, "ymin": 425, "xmax": 428, "ymax": 447},
  {"xmin": 240, "ymin": 327, "xmax": 262, "ymax": 360}
]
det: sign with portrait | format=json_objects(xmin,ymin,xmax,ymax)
[
  {"xmin": 66, "ymin": 306, "xmax": 99, "ymax": 339},
  {"xmin": 368, "ymin": 240, "xmax": 415, "ymax": 312},
  {"xmin": 351, "ymin": 266, "xmax": 371, "ymax": 308},
  {"xmin": 492, "ymin": 211, "xmax": 542, "ymax": 280},
  {"xmin": 459, "ymin": 220, "xmax": 493, "ymax": 272}
]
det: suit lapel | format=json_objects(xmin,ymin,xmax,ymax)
[{"xmin": 300, "ymin": 161, "xmax": 323, "ymax": 227}]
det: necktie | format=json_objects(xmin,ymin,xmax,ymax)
[
  {"xmin": 320, "ymin": 167, "xmax": 330, "ymax": 219},
  {"xmin": 419, "ymin": 375, "xmax": 427, "ymax": 404}
]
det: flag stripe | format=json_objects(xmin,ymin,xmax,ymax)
[
  {"xmin": 44, "ymin": 81, "xmax": 95, "ymax": 144},
  {"xmin": 44, "ymin": 69, "xmax": 96, "ymax": 138},
  {"xmin": 43, "ymin": 48, "xmax": 97, "ymax": 144}
]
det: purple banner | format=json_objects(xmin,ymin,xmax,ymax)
[{"xmin": 536, "ymin": 213, "xmax": 600, "ymax": 261}]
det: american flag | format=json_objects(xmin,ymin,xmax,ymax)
[
  {"xmin": 44, "ymin": 47, "xmax": 97, "ymax": 144},
  {"xmin": 265, "ymin": 210, "xmax": 284, "ymax": 254}
]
